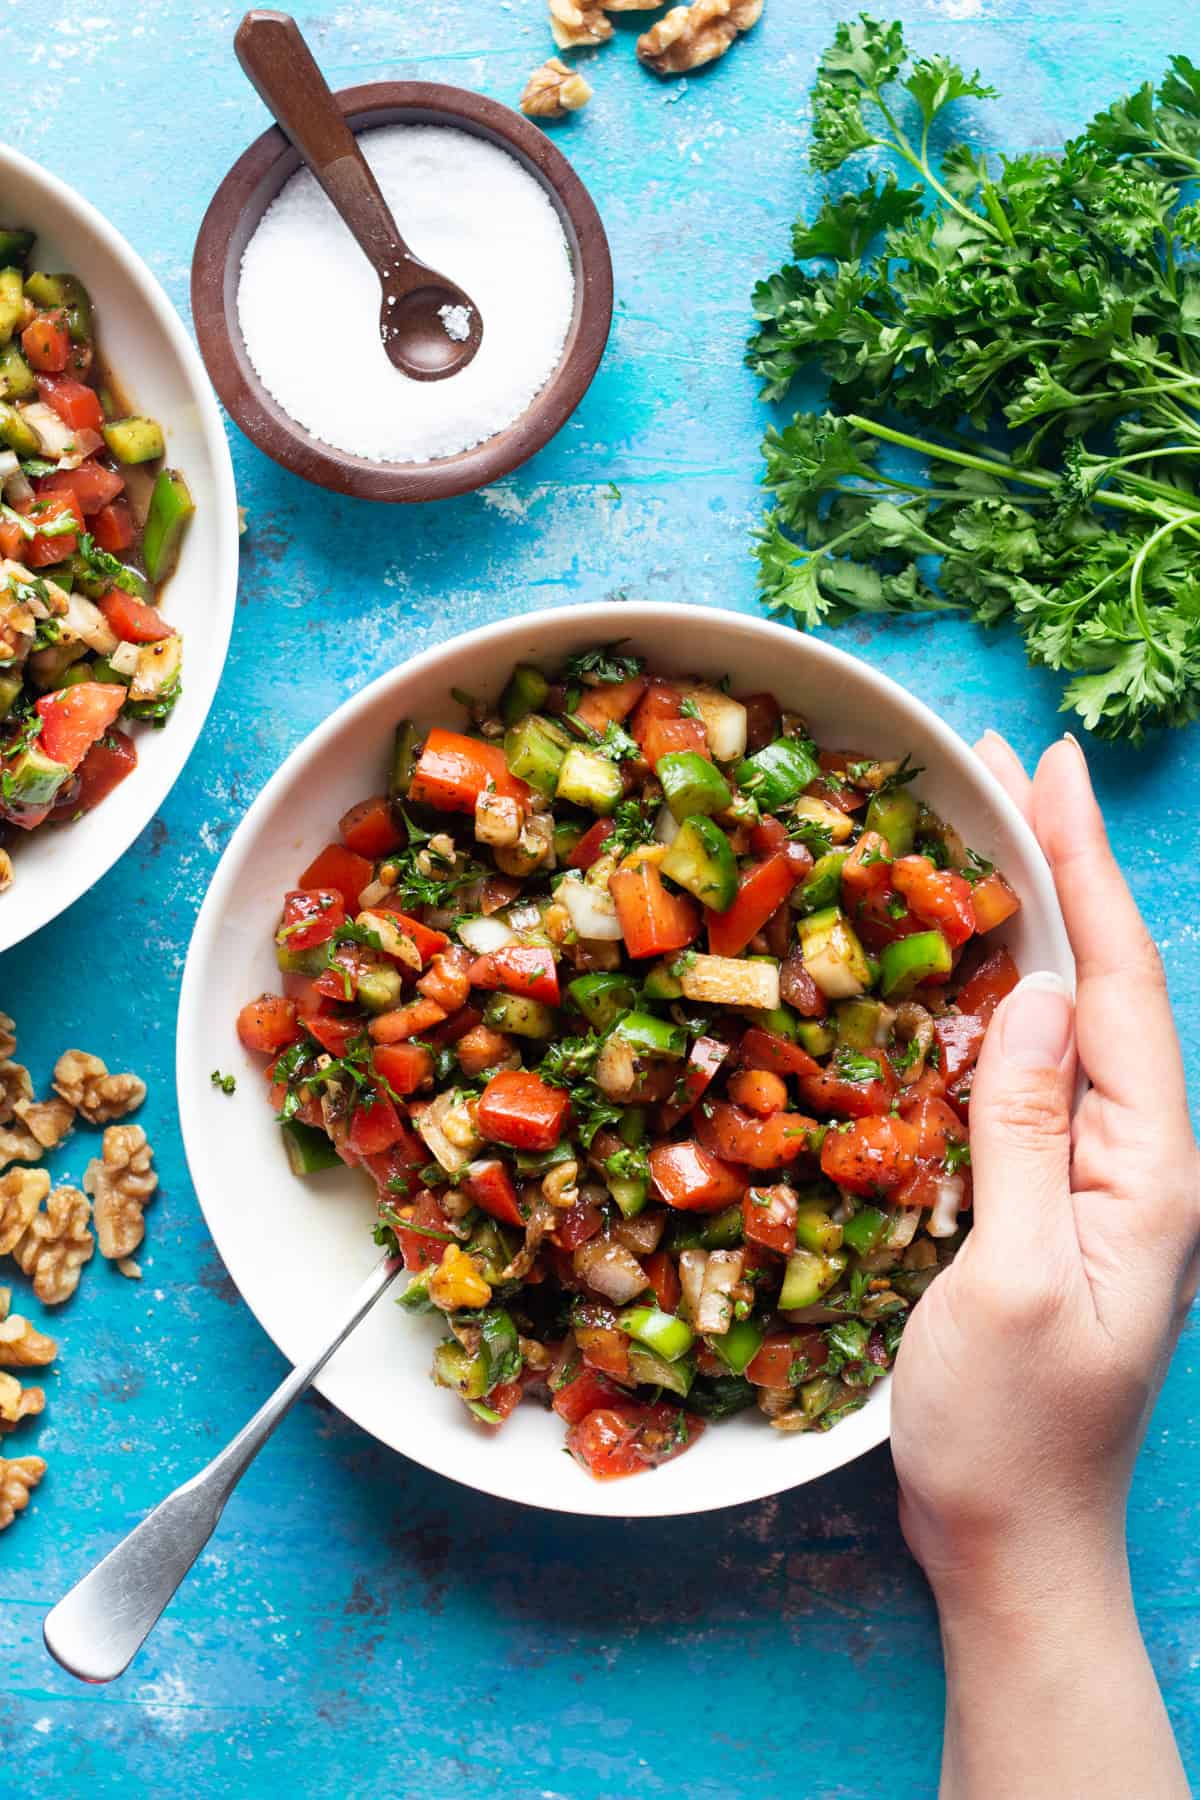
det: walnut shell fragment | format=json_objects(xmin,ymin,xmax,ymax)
[
  {"xmin": 84, "ymin": 1124, "xmax": 158, "ymax": 1263},
  {"xmin": 0, "ymin": 1453, "xmax": 46, "ymax": 1529},
  {"xmin": 638, "ymin": 0, "xmax": 763, "ymax": 74}
]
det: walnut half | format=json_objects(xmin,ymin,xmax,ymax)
[
  {"xmin": 521, "ymin": 57, "xmax": 594, "ymax": 119},
  {"xmin": 0, "ymin": 1311, "xmax": 57, "ymax": 1368},
  {"xmin": 0, "ymin": 1453, "xmax": 46, "ymax": 1529},
  {"xmin": 0, "ymin": 1167, "xmax": 51, "ymax": 1256},
  {"xmin": 637, "ymin": 0, "xmax": 763, "ymax": 74},
  {"xmin": 0, "ymin": 1370, "xmax": 45, "ymax": 1433},
  {"xmin": 14, "ymin": 1095, "xmax": 75, "ymax": 1152},
  {"xmin": 13, "ymin": 1185, "xmax": 94, "ymax": 1306},
  {"xmin": 84, "ymin": 1124, "xmax": 158, "ymax": 1263},
  {"xmin": 549, "ymin": 0, "xmax": 612, "ymax": 50},
  {"xmin": 53, "ymin": 1049, "xmax": 146, "ymax": 1126}
]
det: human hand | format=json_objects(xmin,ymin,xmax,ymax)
[{"xmin": 891, "ymin": 733, "xmax": 1198, "ymax": 1797}]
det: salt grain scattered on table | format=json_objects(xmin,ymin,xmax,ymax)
[{"xmin": 237, "ymin": 126, "xmax": 575, "ymax": 463}]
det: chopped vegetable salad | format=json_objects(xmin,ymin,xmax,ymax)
[
  {"xmin": 237, "ymin": 647, "xmax": 1021, "ymax": 1480},
  {"xmin": 0, "ymin": 224, "xmax": 194, "ymax": 868}
]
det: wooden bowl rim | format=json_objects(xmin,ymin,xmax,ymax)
[{"xmin": 191, "ymin": 80, "xmax": 613, "ymax": 501}]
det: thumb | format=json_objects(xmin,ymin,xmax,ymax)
[{"xmin": 968, "ymin": 970, "xmax": 1077, "ymax": 1258}]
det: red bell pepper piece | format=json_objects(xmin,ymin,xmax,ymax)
[
  {"xmin": 648, "ymin": 1140, "xmax": 747, "ymax": 1211},
  {"xmin": 468, "ymin": 944, "xmax": 560, "ymax": 1006},
  {"xmin": 568, "ymin": 818, "xmax": 615, "ymax": 871},
  {"xmin": 610, "ymin": 862, "xmax": 701, "ymax": 959},
  {"xmin": 409, "ymin": 727, "xmax": 530, "ymax": 813},
  {"xmin": 297, "ymin": 842, "xmax": 373, "ymax": 913},
  {"xmin": 705, "ymin": 853, "xmax": 798, "ymax": 956},
  {"xmin": 476, "ymin": 1069, "xmax": 570, "ymax": 1151},
  {"xmin": 656, "ymin": 1034, "xmax": 729, "ymax": 1131}
]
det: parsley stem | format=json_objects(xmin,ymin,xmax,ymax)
[
  {"xmin": 1128, "ymin": 512, "xmax": 1200, "ymax": 642},
  {"xmin": 874, "ymin": 93, "xmax": 1008, "ymax": 245}
]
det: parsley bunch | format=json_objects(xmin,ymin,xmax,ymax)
[{"xmin": 749, "ymin": 16, "xmax": 1200, "ymax": 741}]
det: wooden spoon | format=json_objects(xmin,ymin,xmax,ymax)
[{"xmin": 235, "ymin": 9, "xmax": 483, "ymax": 382}]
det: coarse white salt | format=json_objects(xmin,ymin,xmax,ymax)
[
  {"xmin": 439, "ymin": 303, "xmax": 472, "ymax": 343},
  {"xmin": 237, "ymin": 125, "xmax": 576, "ymax": 464}
]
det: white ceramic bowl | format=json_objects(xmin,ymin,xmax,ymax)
[
  {"xmin": 178, "ymin": 603, "xmax": 1072, "ymax": 1518},
  {"xmin": 0, "ymin": 146, "xmax": 238, "ymax": 953}
]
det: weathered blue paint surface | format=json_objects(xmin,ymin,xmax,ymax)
[{"xmin": 2, "ymin": 2, "xmax": 1197, "ymax": 1793}]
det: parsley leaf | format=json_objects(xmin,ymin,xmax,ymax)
[{"xmin": 561, "ymin": 644, "xmax": 645, "ymax": 685}]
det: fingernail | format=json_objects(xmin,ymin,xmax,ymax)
[
  {"xmin": 1000, "ymin": 970, "xmax": 1073, "ymax": 1070},
  {"xmin": 1062, "ymin": 731, "xmax": 1087, "ymax": 765}
]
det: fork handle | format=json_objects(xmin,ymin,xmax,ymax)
[{"xmin": 43, "ymin": 1254, "xmax": 400, "ymax": 1684}]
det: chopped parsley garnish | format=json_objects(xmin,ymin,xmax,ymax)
[
  {"xmin": 210, "ymin": 1069, "xmax": 237, "ymax": 1095},
  {"xmin": 562, "ymin": 644, "xmax": 645, "ymax": 685}
]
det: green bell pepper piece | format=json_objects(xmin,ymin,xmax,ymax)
[
  {"xmin": 280, "ymin": 1119, "xmax": 341, "ymax": 1175},
  {"xmin": 865, "ymin": 786, "xmax": 918, "ymax": 857},
  {"xmin": 842, "ymin": 1205, "xmax": 888, "ymax": 1255},
  {"xmin": 500, "ymin": 662, "xmax": 549, "ymax": 726},
  {"xmin": 556, "ymin": 744, "xmax": 623, "ymax": 814},
  {"xmin": 69, "ymin": 552, "xmax": 150, "ymax": 603},
  {"xmin": 567, "ymin": 971, "xmax": 639, "ymax": 1032},
  {"xmin": 798, "ymin": 850, "xmax": 848, "ymax": 914},
  {"xmin": 711, "ymin": 1317, "xmax": 764, "ymax": 1376},
  {"xmin": 628, "ymin": 1345, "xmax": 695, "ymax": 1398},
  {"xmin": 657, "ymin": 750, "xmax": 732, "ymax": 822},
  {"xmin": 142, "ymin": 468, "xmax": 194, "ymax": 581},
  {"xmin": 553, "ymin": 819, "xmax": 585, "ymax": 863},
  {"xmin": 514, "ymin": 1142, "xmax": 575, "ymax": 1175},
  {"xmin": 504, "ymin": 714, "xmax": 569, "ymax": 797},
  {"xmin": 798, "ymin": 906, "xmax": 871, "ymax": 1000},
  {"xmin": 795, "ymin": 1018, "xmax": 837, "ymax": 1057},
  {"xmin": 659, "ymin": 814, "xmax": 737, "ymax": 910},
  {"xmin": 0, "ymin": 269, "xmax": 24, "ymax": 347},
  {"xmin": 878, "ymin": 929, "xmax": 952, "ymax": 998},
  {"xmin": 432, "ymin": 1340, "xmax": 491, "ymax": 1400},
  {"xmin": 482, "ymin": 992, "xmax": 557, "ymax": 1038},
  {"xmin": 618, "ymin": 1106, "xmax": 647, "ymax": 1147},
  {"xmin": 396, "ymin": 1270, "xmax": 435, "ymax": 1314},
  {"xmin": 701, "ymin": 1204, "xmax": 744, "ymax": 1250},
  {"xmin": 619, "ymin": 1305, "xmax": 695, "ymax": 1362},
  {"xmin": 607, "ymin": 1174, "xmax": 648, "ymax": 1218},
  {"xmin": 389, "ymin": 720, "xmax": 419, "ymax": 798},
  {"xmin": 356, "ymin": 964, "xmax": 404, "ymax": 1014},
  {"xmin": 795, "ymin": 1203, "xmax": 844, "ymax": 1255},
  {"xmin": 734, "ymin": 737, "xmax": 819, "ymax": 812},
  {"xmin": 611, "ymin": 1010, "xmax": 686, "ymax": 1059},
  {"xmin": 800, "ymin": 1373, "xmax": 841, "ymax": 1420},
  {"xmin": 642, "ymin": 959, "xmax": 683, "ymax": 1001},
  {"xmin": 102, "ymin": 416, "xmax": 165, "ymax": 465},
  {"xmin": 0, "ymin": 342, "xmax": 36, "ymax": 401},
  {"xmin": 779, "ymin": 1248, "xmax": 848, "ymax": 1310},
  {"xmin": 835, "ymin": 997, "xmax": 888, "ymax": 1050}
]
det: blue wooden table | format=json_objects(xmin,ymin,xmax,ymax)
[{"xmin": 3, "ymin": 3, "xmax": 1197, "ymax": 1793}]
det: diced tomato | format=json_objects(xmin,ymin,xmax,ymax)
[
  {"xmin": 727, "ymin": 1068, "xmax": 789, "ymax": 1116},
  {"xmin": 746, "ymin": 1330, "xmax": 827, "ymax": 1388},
  {"xmin": 416, "ymin": 947, "xmax": 472, "ymax": 1013},
  {"xmin": 903, "ymin": 1066, "xmax": 949, "ymax": 1108},
  {"xmin": 896, "ymin": 1159, "xmax": 958, "ymax": 1213},
  {"xmin": 312, "ymin": 940, "xmax": 374, "ymax": 1002},
  {"xmin": 970, "ymin": 871, "xmax": 1021, "ymax": 933},
  {"xmin": 360, "ymin": 1123, "xmax": 428, "ymax": 1203},
  {"xmin": 266, "ymin": 1057, "xmax": 323, "ymax": 1129},
  {"xmin": 276, "ymin": 887, "xmax": 345, "ymax": 952},
  {"xmin": 955, "ymin": 948, "xmax": 1019, "ymax": 1022},
  {"xmin": 893, "ymin": 856, "xmax": 976, "ymax": 949},
  {"xmin": 630, "ymin": 681, "xmax": 709, "ymax": 769},
  {"xmin": 852, "ymin": 890, "xmax": 927, "ymax": 953},
  {"xmin": 696, "ymin": 1101, "xmax": 817, "ymax": 1170},
  {"xmin": 742, "ymin": 1183, "xmax": 798, "ymax": 1255},
  {"xmin": 738, "ymin": 1028, "xmax": 821, "ymax": 1081},
  {"xmin": 820, "ymin": 1114, "xmax": 919, "ymax": 1195},
  {"xmin": 478, "ymin": 1379, "xmax": 524, "ymax": 1426},
  {"xmin": 477, "ymin": 1069, "xmax": 570, "ymax": 1151},
  {"xmin": 556, "ymin": 1200, "xmax": 604, "ymax": 1249},
  {"xmin": 746, "ymin": 822, "xmax": 811, "ymax": 880},
  {"xmin": 705, "ymin": 853, "xmax": 797, "ymax": 956},
  {"xmin": 932, "ymin": 1011, "xmax": 987, "ymax": 1084},
  {"xmin": 900, "ymin": 1091, "xmax": 966, "ymax": 1163},
  {"xmin": 634, "ymin": 1401, "xmax": 702, "ymax": 1467},
  {"xmin": 237, "ymin": 993, "xmax": 299, "ymax": 1054},
  {"xmin": 390, "ymin": 1188, "xmax": 454, "ymax": 1272},
  {"xmin": 643, "ymin": 1248, "xmax": 681, "ymax": 1314},
  {"xmin": 648, "ymin": 1140, "xmax": 747, "ymax": 1211},
  {"xmin": 91, "ymin": 499, "xmax": 135, "ymax": 553},
  {"xmin": 369, "ymin": 997, "xmax": 448, "ymax": 1043},
  {"xmin": 97, "ymin": 588, "xmax": 172, "ymax": 643},
  {"xmin": 0, "ymin": 518, "xmax": 23, "ymax": 560},
  {"xmin": 797, "ymin": 1049, "xmax": 898, "ymax": 1120},
  {"xmin": 301, "ymin": 1013, "xmax": 361, "ymax": 1058},
  {"xmin": 738, "ymin": 691, "xmax": 782, "ymax": 752},
  {"xmin": 610, "ymin": 862, "xmax": 701, "ymax": 959},
  {"xmin": 37, "ymin": 457, "xmax": 122, "ymax": 513},
  {"xmin": 453, "ymin": 1021, "xmax": 512, "ymax": 1074},
  {"xmin": 468, "ymin": 944, "xmax": 560, "ymax": 1006},
  {"xmin": 339, "ymin": 793, "xmax": 403, "ymax": 858},
  {"xmin": 373, "ymin": 1042, "xmax": 434, "ymax": 1098},
  {"xmin": 297, "ymin": 842, "xmax": 374, "ymax": 913},
  {"xmin": 574, "ymin": 675, "xmax": 647, "ymax": 732},
  {"xmin": 22, "ymin": 490, "xmax": 83, "ymax": 566},
  {"xmin": 48, "ymin": 728, "xmax": 136, "ymax": 818},
  {"xmin": 35, "ymin": 373, "xmax": 105, "ymax": 433},
  {"xmin": 35, "ymin": 683, "xmax": 124, "ymax": 771},
  {"xmin": 577, "ymin": 1324, "xmax": 633, "ymax": 1382},
  {"xmin": 373, "ymin": 908, "xmax": 449, "ymax": 965},
  {"xmin": 462, "ymin": 1158, "xmax": 525, "ymax": 1229},
  {"xmin": 552, "ymin": 1366, "xmax": 628, "ymax": 1426},
  {"xmin": 347, "ymin": 1087, "xmax": 407, "ymax": 1157},
  {"xmin": 568, "ymin": 818, "xmax": 615, "ymax": 871},
  {"xmin": 656, "ymin": 1034, "xmax": 728, "ymax": 1130},
  {"xmin": 566, "ymin": 1406, "xmax": 679, "ymax": 1480},
  {"xmin": 839, "ymin": 832, "xmax": 893, "ymax": 911},
  {"xmin": 408, "ymin": 727, "xmax": 530, "ymax": 813},
  {"xmin": 21, "ymin": 310, "xmax": 70, "ymax": 373}
]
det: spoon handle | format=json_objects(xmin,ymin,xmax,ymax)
[
  {"xmin": 42, "ymin": 1254, "xmax": 402, "ymax": 1685},
  {"xmin": 235, "ymin": 9, "xmax": 408, "ymax": 277}
]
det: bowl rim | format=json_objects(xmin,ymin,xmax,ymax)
[
  {"xmin": 0, "ymin": 141, "xmax": 239, "ymax": 955},
  {"xmin": 177, "ymin": 601, "xmax": 1073, "ymax": 1519},
  {"xmin": 190, "ymin": 81, "xmax": 614, "ymax": 502}
]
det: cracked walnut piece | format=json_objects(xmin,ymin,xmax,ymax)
[
  {"xmin": 53, "ymin": 1049, "xmax": 146, "ymax": 1125},
  {"xmin": 84, "ymin": 1124, "xmax": 157, "ymax": 1263},
  {"xmin": 0, "ymin": 1120, "xmax": 42, "ymax": 1170},
  {"xmin": 0, "ymin": 1014, "xmax": 14, "ymax": 1062},
  {"xmin": 549, "ymin": 0, "xmax": 613, "ymax": 50},
  {"xmin": 0, "ymin": 1167, "xmax": 51, "ymax": 1256},
  {"xmin": 0, "ymin": 1453, "xmax": 45, "ymax": 1529},
  {"xmin": 14, "ymin": 1095, "xmax": 74, "ymax": 1151},
  {"xmin": 13, "ymin": 1185, "xmax": 94, "ymax": 1306},
  {"xmin": 637, "ymin": 0, "xmax": 763, "ymax": 74},
  {"xmin": 0, "ymin": 1310, "xmax": 57, "ymax": 1367},
  {"xmin": 521, "ymin": 57, "xmax": 593, "ymax": 118},
  {"xmin": 0, "ymin": 1060, "xmax": 32, "ymax": 1125},
  {"xmin": 0, "ymin": 1370, "xmax": 45, "ymax": 1432}
]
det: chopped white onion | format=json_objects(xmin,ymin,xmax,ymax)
[
  {"xmin": 19, "ymin": 402, "xmax": 74, "ymax": 457},
  {"xmin": 559, "ymin": 870, "xmax": 622, "ymax": 940},
  {"xmin": 0, "ymin": 451, "xmax": 18, "ymax": 484},
  {"xmin": 678, "ymin": 685, "xmax": 748, "ymax": 762},
  {"xmin": 108, "ymin": 641, "xmax": 140, "ymax": 677},
  {"xmin": 55, "ymin": 426, "xmax": 104, "ymax": 470},
  {"xmin": 506, "ymin": 900, "xmax": 543, "ymax": 933},
  {"xmin": 696, "ymin": 1248, "xmax": 746, "ymax": 1335},
  {"xmin": 456, "ymin": 914, "xmax": 517, "ymax": 954},
  {"xmin": 677, "ymin": 1247, "xmax": 708, "ymax": 1319},
  {"xmin": 2, "ymin": 467, "xmax": 32, "ymax": 508},
  {"xmin": 61, "ymin": 590, "xmax": 118, "ymax": 655},
  {"xmin": 926, "ymin": 1174, "xmax": 965, "ymax": 1240},
  {"xmin": 572, "ymin": 1238, "xmax": 647, "ymax": 1304},
  {"xmin": 654, "ymin": 802, "xmax": 679, "ymax": 846},
  {"xmin": 887, "ymin": 1205, "xmax": 924, "ymax": 1249}
]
